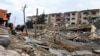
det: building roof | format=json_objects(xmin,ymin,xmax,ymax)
[
  {"xmin": 64, "ymin": 11, "xmax": 78, "ymax": 14},
  {"xmin": 80, "ymin": 9, "xmax": 100, "ymax": 12},
  {"xmin": 27, "ymin": 9, "xmax": 100, "ymax": 19}
]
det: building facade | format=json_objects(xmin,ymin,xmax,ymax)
[{"xmin": 27, "ymin": 9, "xmax": 100, "ymax": 26}]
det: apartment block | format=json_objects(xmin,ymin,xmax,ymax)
[
  {"xmin": 64, "ymin": 11, "xmax": 79, "ymax": 25},
  {"xmin": 80, "ymin": 9, "xmax": 100, "ymax": 24},
  {"xmin": 27, "ymin": 9, "xmax": 100, "ymax": 26}
]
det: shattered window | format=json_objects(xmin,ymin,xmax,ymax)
[
  {"xmin": 80, "ymin": 15, "xmax": 81, "ymax": 18},
  {"xmin": 71, "ymin": 22, "xmax": 75, "ymax": 24},
  {"xmin": 67, "ymin": 13, "xmax": 70, "ymax": 16},
  {"xmin": 83, "ymin": 17, "xmax": 87, "ymax": 20},
  {"xmin": 64, "ymin": 13, "xmax": 70, "ymax": 16},
  {"xmin": 45, "ymin": 15, "xmax": 48, "ymax": 17},
  {"xmin": 72, "ymin": 12, "xmax": 75, "ymax": 15},
  {"xmin": 66, "ymin": 18, "xmax": 70, "ymax": 21},
  {"xmin": 91, "ymin": 10, "xmax": 96, "ymax": 15},
  {"xmin": 72, "ymin": 18, "xmax": 75, "ymax": 20},
  {"xmin": 52, "ymin": 14, "xmax": 55, "ymax": 17},
  {"xmin": 83, "ymin": 22, "xmax": 86, "ymax": 24},
  {"xmin": 83, "ymin": 11, "xmax": 89, "ymax": 15}
]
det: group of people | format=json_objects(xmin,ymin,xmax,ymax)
[{"xmin": 8, "ymin": 23, "xmax": 25, "ymax": 35}]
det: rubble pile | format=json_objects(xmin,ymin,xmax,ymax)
[
  {"xmin": 0, "ymin": 45, "xmax": 30, "ymax": 56},
  {"xmin": 50, "ymin": 42, "xmax": 81, "ymax": 52},
  {"xmin": 0, "ymin": 28, "xmax": 10, "ymax": 47},
  {"xmin": 34, "ymin": 27, "xmax": 100, "ymax": 56},
  {"xmin": 8, "ymin": 34, "xmax": 35, "ymax": 56},
  {"xmin": 0, "ymin": 24, "xmax": 100, "ymax": 56}
]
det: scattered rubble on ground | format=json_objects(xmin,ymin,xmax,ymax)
[{"xmin": 0, "ymin": 24, "xmax": 100, "ymax": 56}]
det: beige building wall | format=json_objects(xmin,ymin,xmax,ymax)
[
  {"xmin": 70, "ymin": 12, "xmax": 79, "ymax": 25},
  {"xmin": 80, "ymin": 11, "xmax": 89, "ymax": 24},
  {"xmin": 27, "ymin": 9, "xmax": 100, "ymax": 26},
  {"xmin": 64, "ymin": 12, "xmax": 79, "ymax": 25},
  {"xmin": 45, "ymin": 15, "xmax": 49, "ymax": 23},
  {"xmin": 50, "ymin": 14, "xmax": 56, "ymax": 24},
  {"xmin": 64, "ymin": 12, "xmax": 71, "ymax": 24},
  {"xmin": 45, "ymin": 13, "xmax": 63, "ymax": 25}
]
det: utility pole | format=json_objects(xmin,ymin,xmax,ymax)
[
  {"xmin": 34, "ymin": 8, "xmax": 38, "ymax": 38},
  {"xmin": 14, "ymin": 17, "xmax": 16, "ymax": 26},
  {"xmin": 22, "ymin": 4, "xmax": 28, "ymax": 35}
]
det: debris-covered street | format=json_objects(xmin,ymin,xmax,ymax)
[
  {"xmin": 2, "ymin": 24, "xmax": 100, "ymax": 56},
  {"xmin": 0, "ymin": 1, "xmax": 100, "ymax": 56}
]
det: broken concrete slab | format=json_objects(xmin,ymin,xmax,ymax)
[
  {"xmin": 49, "ymin": 48, "xmax": 71, "ymax": 56},
  {"xmin": 0, "ymin": 37, "xmax": 10, "ymax": 47},
  {"xmin": 92, "ymin": 49, "xmax": 100, "ymax": 54},
  {"xmin": 0, "ymin": 45, "xmax": 23, "ymax": 56},
  {"xmin": 71, "ymin": 50, "xmax": 93, "ymax": 56}
]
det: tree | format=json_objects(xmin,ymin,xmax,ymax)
[
  {"xmin": 36, "ymin": 13, "xmax": 46, "ymax": 24},
  {"xmin": 26, "ymin": 20, "xmax": 33, "ymax": 29}
]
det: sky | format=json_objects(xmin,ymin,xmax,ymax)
[{"xmin": 0, "ymin": 0, "xmax": 100, "ymax": 26}]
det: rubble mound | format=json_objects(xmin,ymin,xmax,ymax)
[
  {"xmin": 50, "ymin": 42, "xmax": 81, "ymax": 52},
  {"xmin": 0, "ymin": 45, "xmax": 21, "ymax": 56},
  {"xmin": 0, "ymin": 28, "xmax": 10, "ymax": 47},
  {"xmin": 8, "ymin": 34, "xmax": 34, "ymax": 56},
  {"xmin": 0, "ymin": 37, "xmax": 10, "ymax": 47}
]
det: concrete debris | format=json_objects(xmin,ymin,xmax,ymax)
[
  {"xmin": 0, "ymin": 45, "xmax": 27, "ymax": 56},
  {"xmin": 1, "ymin": 23, "xmax": 100, "ymax": 56},
  {"xmin": 0, "ymin": 37, "xmax": 10, "ymax": 47},
  {"xmin": 71, "ymin": 50, "xmax": 93, "ymax": 55},
  {"xmin": 21, "ymin": 53, "xmax": 30, "ymax": 56},
  {"xmin": 49, "ymin": 42, "xmax": 81, "ymax": 52},
  {"xmin": 6, "ymin": 50, "xmax": 21, "ymax": 56},
  {"xmin": 49, "ymin": 48, "xmax": 71, "ymax": 56},
  {"xmin": 92, "ymin": 49, "xmax": 100, "ymax": 54},
  {"xmin": 0, "ymin": 28, "xmax": 10, "ymax": 47}
]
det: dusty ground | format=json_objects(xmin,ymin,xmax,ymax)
[
  {"xmin": 8, "ymin": 34, "xmax": 35, "ymax": 56},
  {"xmin": 6, "ymin": 29, "xmax": 100, "ymax": 56}
]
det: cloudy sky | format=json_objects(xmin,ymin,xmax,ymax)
[{"xmin": 0, "ymin": 0, "xmax": 100, "ymax": 26}]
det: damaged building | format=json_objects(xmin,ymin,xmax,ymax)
[
  {"xmin": 27, "ymin": 9, "xmax": 100, "ymax": 26},
  {"xmin": 27, "ymin": 9, "xmax": 100, "ymax": 32}
]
